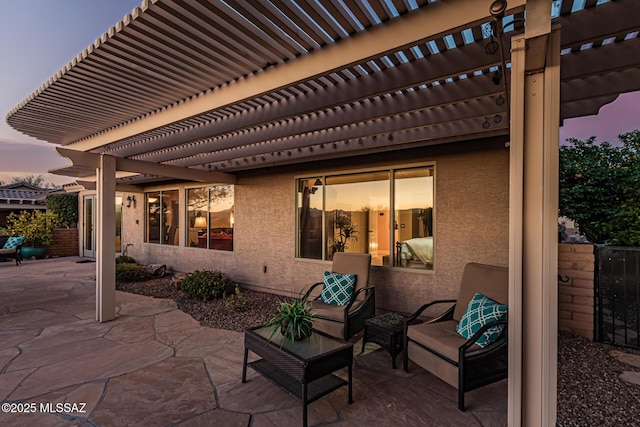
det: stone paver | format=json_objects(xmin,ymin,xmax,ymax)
[
  {"xmin": 610, "ymin": 350, "xmax": 640, "ymax": 369},
  {"xmin": 92, "ymin": 358, "xmax": 216, "ymax": 426},
  {"xmin": 0, "ymin": 257, "xmax": 507, "ymax": 426},
  {"xmin": 619, "ymin": 371, "xmax": 640, "ymax": 386}
]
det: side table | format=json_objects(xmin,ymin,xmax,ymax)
[{"xmin": 361, "ymin": 312, "xmax": 422, "ymax": 369}]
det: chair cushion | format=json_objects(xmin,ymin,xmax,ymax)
[
  {"xmin": 407, "ymin": 320, "xmax": 467, "ymax": 362},
  {"xmin": 320, "ymin": 271, "xmax": 355, "ymax": 305},
  {"xmin": 309, "ymin": 299, "xmax": 346, "ymax": 321},
  {"xmin": 2, "ymin": 236, "xmax": 24, "ymax": 250},
  {"xmin": 456, "ymin": 292, "xmax": 508, "ymax": 348},
  {"xmin": 331, "ymin": 253, "xmax": 371, "ymax": 299},
  {"xmin": 453, "ymin": 263, "xmax": 508, "ymax": 321}
]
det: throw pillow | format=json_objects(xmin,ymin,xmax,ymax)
[
  {"xmin": 320, "ymin": 271, "xmax": 356, "ymax": 306},
  {"xmin": 456, "ymin": 292, "xmax": 508, "ymax": 348},
  {"xmin": 2, "ymin": 236, "xmax": 25, "ymax": 250}
]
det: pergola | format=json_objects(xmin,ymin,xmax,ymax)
[{"xmin": 6, "ymin": 0, "xmax": 640, "ymax": 424}]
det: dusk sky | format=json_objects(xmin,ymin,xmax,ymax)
[{"xmin": 0, "ymin": 1, "xmax": 637, "ymax": 187}]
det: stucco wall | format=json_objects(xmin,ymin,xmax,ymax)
[{"xmin": 122, "ymin": 140, "xmax": 509, "ymax": 315}]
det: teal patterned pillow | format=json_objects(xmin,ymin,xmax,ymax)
[
  {"xmin": 2, "ymin": 236, "xmax": 25, "ymax": 250},
  {"xmin": 320, "ymin": 271, "xmax": 356, "ymax": 306},
  {"xmin": 456, "ymin": 292, "xmax": 508, "ymax": 348}
]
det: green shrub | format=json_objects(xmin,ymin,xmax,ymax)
[
  {"xmin": 225, "ymin": 285, "xmax": 247, "ymax": 311},
  {"xmin": 46, "ymin": 193, "xmax": 78, "ymax": 228},
  {"xmin": 116, "ymin": 255, "xmax": 136, "ymax": 264},
  {"xmin": 116, "ymin": 263, "xmax": 152, "ymax": 282},
  {"xmin": 2, "ymin": 210, "xmax": 61, "ymax": 247},
  {"xmin": 181, "ymin": 270, "xmax": 231, "ymax": 300}
]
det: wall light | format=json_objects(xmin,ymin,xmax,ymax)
[{"xmin": 126, "ymin": 195, "xmax": 136, "ymax": 208}]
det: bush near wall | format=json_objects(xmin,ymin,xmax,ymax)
[{"xmin": 46, "ymin": 193, "xmax": 78, "ymax": 228}]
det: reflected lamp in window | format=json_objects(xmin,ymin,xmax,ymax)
[{"xmin": 186, "ymin": 185, "xmax": 234, "ymax": 251}]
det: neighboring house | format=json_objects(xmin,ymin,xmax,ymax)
[
  {"xmin": 0, "ymin": 183, "xmax": 57, "ymax": 228},
  {"xmin": 5, "ymin": 1, "xmax": 640, "ymax": 424}
]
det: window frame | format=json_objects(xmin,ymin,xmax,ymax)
[{"xmin": 295, "ymin": 162, "xmax": 435, "ymax": 270}]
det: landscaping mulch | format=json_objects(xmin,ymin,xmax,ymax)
[
  {"xmin": 557, "ymin": 332, "xmax": 640, "ymax": 427},
  {"xmin": 116, "ymin": 276, "xmax": 282, "ymax": 332},
  {"xmin": 116, "ymin": 275, "xmax": 640, "ymax": 425}
]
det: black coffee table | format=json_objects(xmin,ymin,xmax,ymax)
[
  {"xmin": 243, "ymin": 326, "xmax": 353, "ymax": 427},
  {"xmin": 361, "ymin": 312, "xmax": 422, "ymax": 369}
]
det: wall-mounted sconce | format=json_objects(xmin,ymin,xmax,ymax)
[{"xmin": 126, "ymin": 195, "xmax": 136, "ymax": 208}]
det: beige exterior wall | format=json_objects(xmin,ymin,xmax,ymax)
[{"xmin": 121, "ymin": 141, "xmax": 510, "ymax": 314}]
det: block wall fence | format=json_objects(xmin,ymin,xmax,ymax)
[
  {"xmin": 46, "ymin": 228, "xmax": 79, "ymax": 258},
  {"xmin": 558, "ymin": 243, "xmax": 595, "ymax": 340}
]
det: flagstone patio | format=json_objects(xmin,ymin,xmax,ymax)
[{"xmin": 0, "ymin": 258, "xmax": 506, "ymax": 426}]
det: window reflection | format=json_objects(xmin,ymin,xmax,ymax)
[
  {"xmin": 394, "ymin": 168, "xmax": 434, "ymax": 270},
  {"xmin": 297, "ymin": 178, "xmax": 323, "ymax": 259},
  {"xmin": 325, "ymin": 172, "xmax": 390, "ymax": 266},
  {"xmin": 145, "ymin": 190, "xmax": 179, "ymax": 246},
  {"xmin": 186, "ymin": 186, "xmax": 234, "ymax": 251},
  {"xmin": 296, "ymin": 166, "xmax": 434, "ymax": 270}
]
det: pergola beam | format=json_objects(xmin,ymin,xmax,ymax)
[
  {"xmin": 144, "ymin": 76, "xmax": 505, "ymax": 164},
  {"xmin": 55, "ymin": 147, "xmax": 236, "ymax": 184},
  {"xmin": 67, "ymin": 0, "xmax": 525, "ymax": 152},
  {"xmin": 106, "ymin": 40, "xmax": 507, "ymax": 158},
  {"xmin": 76, "ymin": 180, "xmax": 143, "ymax": 193}
]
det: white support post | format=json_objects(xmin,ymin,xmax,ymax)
[
  {"xmin": 508, "ymin": 26, "xmax": 561, "ymax": 426},
  {"xmin": 96, "ymin": 154, "xmax": 117, "ymax": 322}
]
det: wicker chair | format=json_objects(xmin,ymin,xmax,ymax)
[
  {"xmin": 303, "ymin": 253, "xmax": 375, "ymax": 340},
  {"xmin": 403, "ymin": 262, "xmax": 508, "ymax": 410}
]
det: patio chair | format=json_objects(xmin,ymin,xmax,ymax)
[
  {"xmin": 303, "ymin": 252, "xmax": 375, "ymax": 340},
  {"xmin": 0, "ymin": 236, "xmax": 24, "ymax": 266},
  {"xmin": 403, "ymin": 262, "xmax": 508, "ymax": 410}
]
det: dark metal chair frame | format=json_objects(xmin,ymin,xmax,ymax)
[
  {"xmin": 403, "ymin": 301, "xmax": 507, "ymax": 410},
  {"xmin": 303, "ymin": 281, "xmax": 375, "ymax": 340},
  {"xmin": 0, "ymin": 236, "xmax": 23, "ymax": 266}
]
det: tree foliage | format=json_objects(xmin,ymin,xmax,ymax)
[
  {"xmin": 559, "ymin": 130, "xmax": 640, "ymax": 245},
  {"xmin": 11, "ymin": 175, "xmax": 59, "ymax": 189}
]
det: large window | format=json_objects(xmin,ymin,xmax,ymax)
[
  {"xmin": 186, "ymin": 185, "xmax": 234, "ymax": 251},
  {"xmin": 145, "ymin": 190, "xmax": 179, "ymax": 246},
  {"xmin": 296, "ymin": 166, "xmax": 434, "ymax": 269}
]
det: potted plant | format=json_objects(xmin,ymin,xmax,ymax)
[
  {"xmin": 2, "ymin": 210, "xmax": 60, "ymax": 259},
  {"xmin": 266, "ymin": 294, "xmax": 316, "ymax": 346}
]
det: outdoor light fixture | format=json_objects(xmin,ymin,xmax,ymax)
[
  {"xmin": 486, "ymin": 0, "xmax": 513, "ymax": 120},
  {"xmin": 492, "ymin": 69, "xmax": 502, "ymax": 85},
  {"xmin": 490, "ymin": 0, "xmax": 507, "ymax": 20},
  {"xmin": 126, "ymin": 195, "xmax": 136, "ymax": 208}
]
